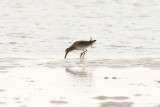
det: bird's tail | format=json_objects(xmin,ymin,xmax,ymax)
[{"xmin": 91, "ymin": 40, "xmax": 96, "ymax": 43}]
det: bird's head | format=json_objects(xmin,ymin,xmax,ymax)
[{"xmin": 64, "ymin": 47, "xmax": 72, "ymax": 59}]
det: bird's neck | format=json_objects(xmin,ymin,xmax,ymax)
[{"xmin": 68, "ymin": 45, "xmax": 75, "ymax": 51}]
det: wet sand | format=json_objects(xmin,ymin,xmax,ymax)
[
  {"xmin": 0, "ymin": 58, "xmax": 160, "ymax": 107},
  {"xmin": 1, "ymin": 0, "xmax": 160, "ymax": 106}
]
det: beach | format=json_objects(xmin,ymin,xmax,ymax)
[
  {"xmin": 0, "ymin": 58, "xmax": 160, "ymax": 107},
  {"xmin": 1, "ymin": 0, "xmax": 160, "ymax": 106}
]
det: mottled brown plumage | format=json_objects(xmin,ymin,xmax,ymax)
[{"xmin": 64, "ymin": 37, "xmax": 96, "ymax": 59}]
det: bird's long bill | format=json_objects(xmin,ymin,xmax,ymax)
[{"xmin": 64, "ymin": 52, "xmax": 68, "ymax": 59}]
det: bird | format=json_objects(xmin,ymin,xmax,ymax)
[{"xmin": 64, "ymin": 37, "xmax": 96, "ymax": 59}]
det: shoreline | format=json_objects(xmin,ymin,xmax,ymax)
[
  {"xmin": 0, "ymin": 58, "xmax": 160, "ymax": 107},
  {"xmin": 1, "ymin": 57, "xmax": 160, "ymax": 70}
]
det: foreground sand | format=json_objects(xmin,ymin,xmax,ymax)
[{"xmin": 0, "ymin": 58, "xmax": 160, "ymax": 107}]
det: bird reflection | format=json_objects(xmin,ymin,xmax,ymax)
[
  {"xmin": 65, "ymin": 66, "xmax": 93, "ymax": 88},
  {"xmin": 65, "ymin": 67, "xmax": 88, "ymax": 77}
]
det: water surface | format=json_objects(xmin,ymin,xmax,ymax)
[
  {"xmin": 0, "ymin": 0, "xmax": 160, "ymax": 107},
  {"xmin": 0, "ymin": 0, "xmax": 160, "ymax": 59}
]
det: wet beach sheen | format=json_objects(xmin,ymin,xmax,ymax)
[{"xmin": 0, "ymin": 0, "xmax": 160, "ymax": 107}]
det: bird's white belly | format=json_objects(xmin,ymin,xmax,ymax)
[{"xmin": 76, "ymin": 46, "xmax": 89, "ymax": 50}]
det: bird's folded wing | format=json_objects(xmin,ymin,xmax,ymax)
[{"xmin": 77, "ymin": 44, "xmax": 85, "ymax": 47}]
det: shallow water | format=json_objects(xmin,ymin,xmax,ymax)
[
  {"xmin": 0, "ymin": 0, "xmax": 160, "ymax": 107},
  {"xmin": 0, "ymin": 58, "xmax": 160, "ymax": 107},
  {"xmin": 0, "ymin": 0, "xmax": 160, "ymax": 59}
]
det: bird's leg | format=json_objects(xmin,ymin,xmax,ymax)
[
  {"xmin": 82, "ymin": 49, "xmax": 87, "ymax": 58},
  {"xmin": 80, "ymin": 50, "xmax": 85, "ymax": 59},
  {"xmin": 80, "ymin": 52, "xmax": 83, "ymax": 59}
]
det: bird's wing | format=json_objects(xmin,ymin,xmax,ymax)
[
  {"xmin": 77, "ymin": 41, "xmax": 88, "ymax": 47},
  {"xmin": 77, "ymin": 43, "xmax": 85, "ymax": 47}
]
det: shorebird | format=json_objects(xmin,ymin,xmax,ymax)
[{"xmin": 64, "ymin": 37, "xmax": 96, "ymax": 59}]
